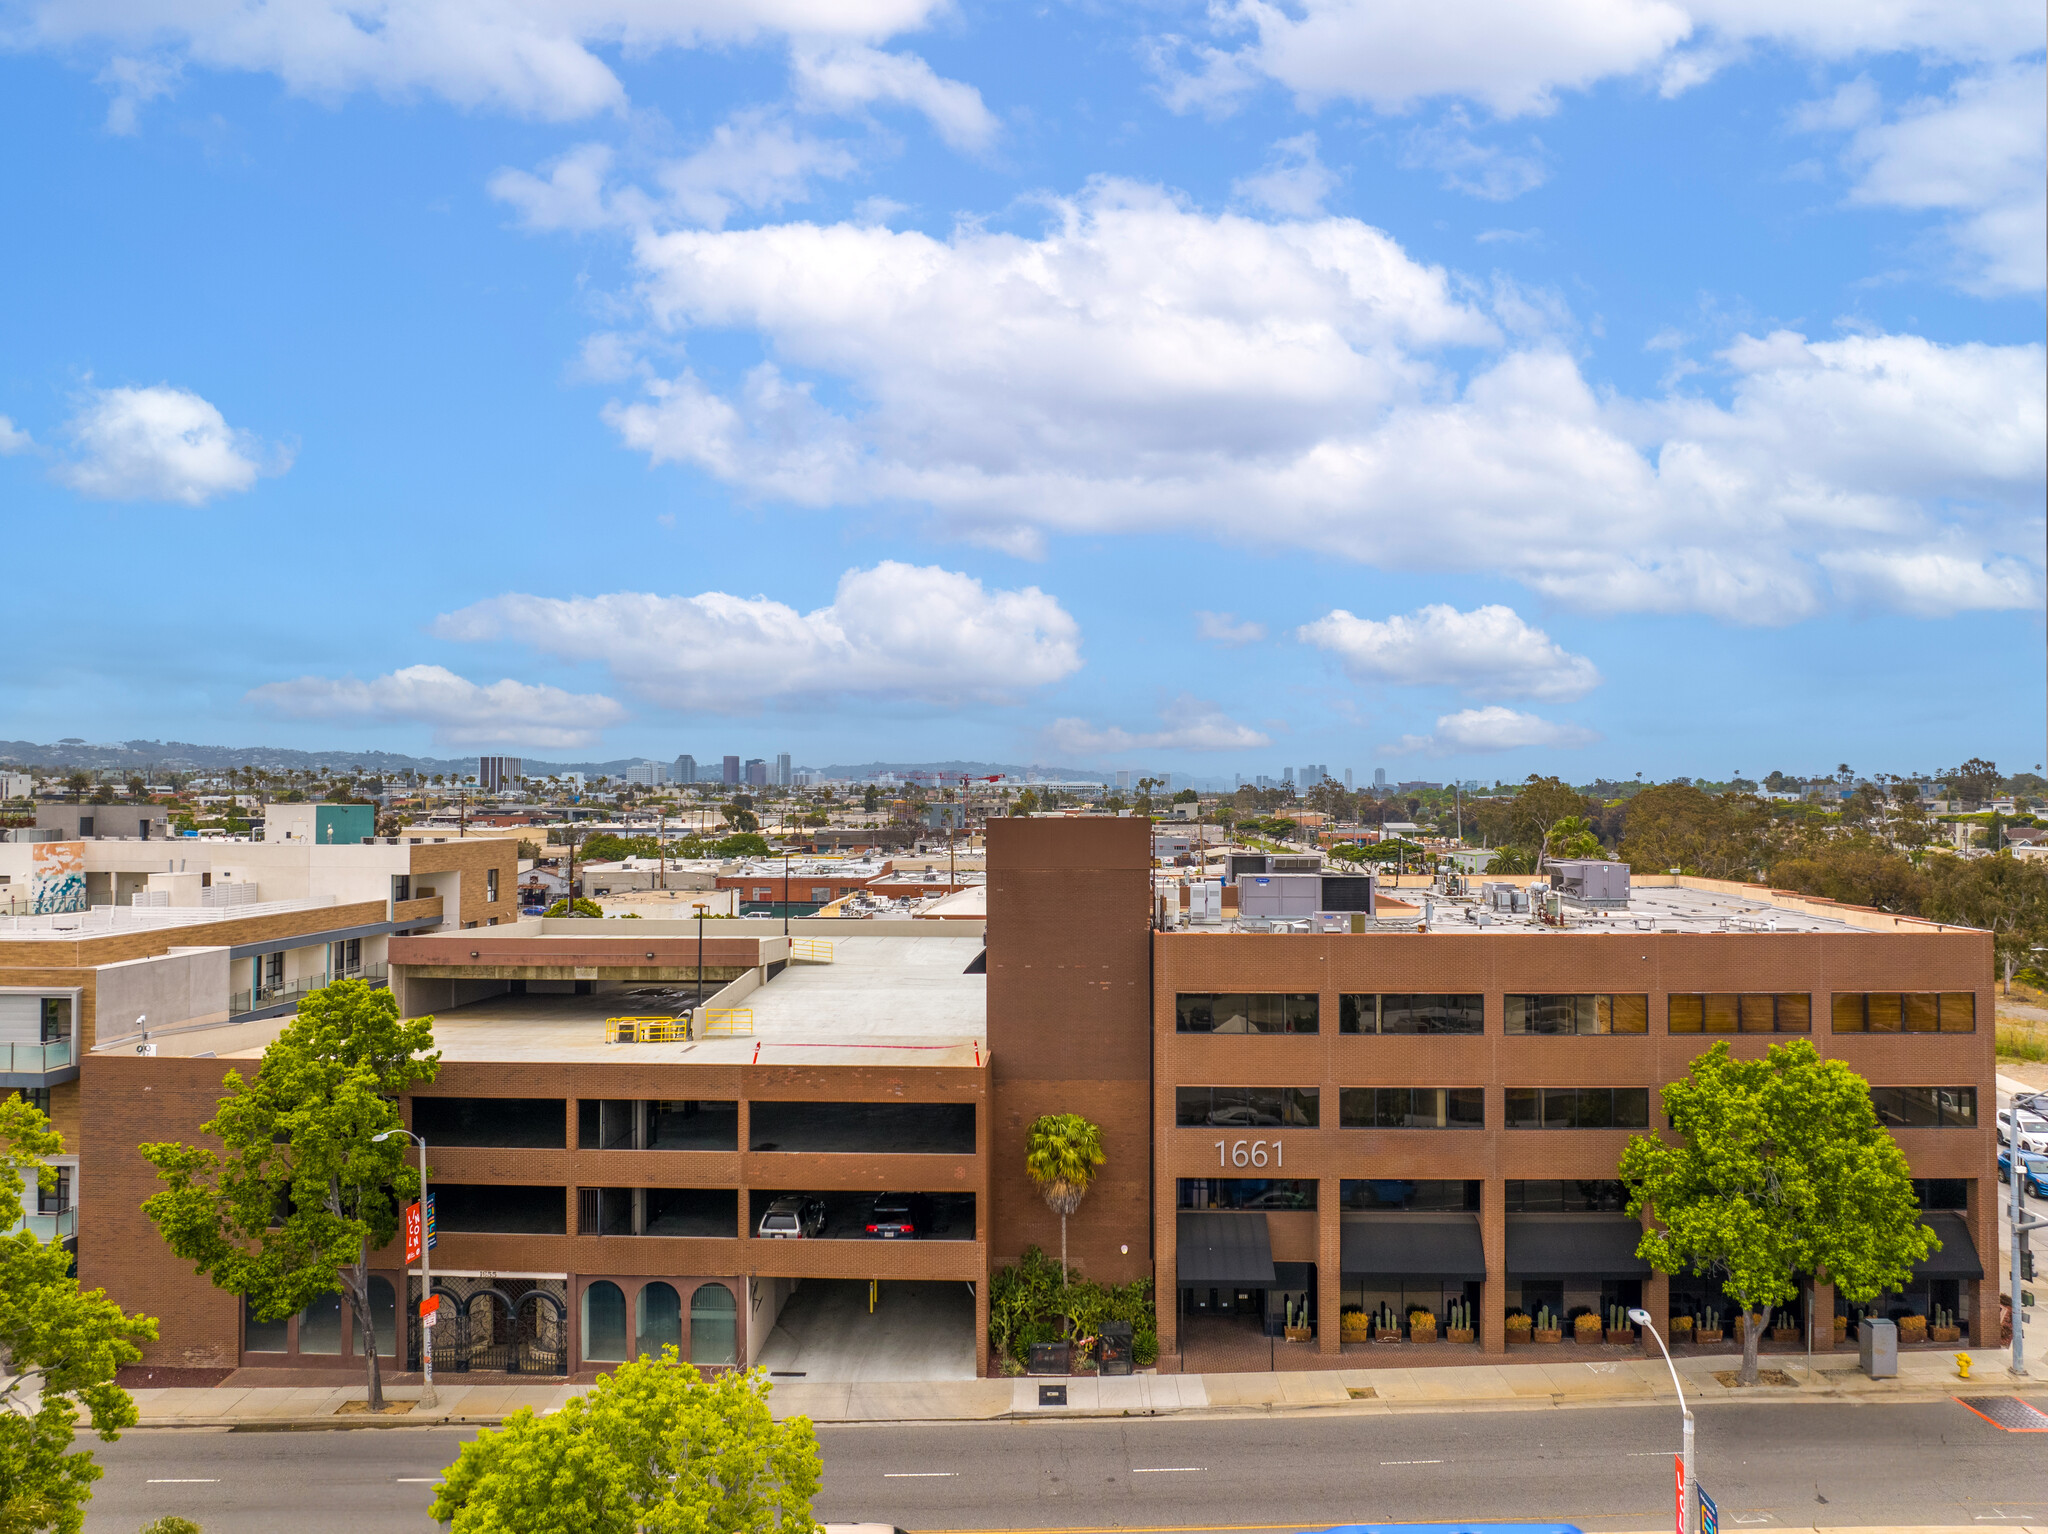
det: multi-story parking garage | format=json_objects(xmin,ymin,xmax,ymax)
[{"xmin": 79, "ymin": 816, "xmax": 1995, "ymax": 1382}]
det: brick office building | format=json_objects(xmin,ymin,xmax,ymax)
[{"xmin": 67, "ymin": 818, "xmax": 1996, "ymax": 1381}]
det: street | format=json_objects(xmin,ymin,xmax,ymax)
[{"xmin": 83, "ymin": 1396, "xmax": 2048, "ymax": 1533}]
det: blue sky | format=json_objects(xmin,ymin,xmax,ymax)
[{"xmin": 1, "ymin": 0, "xmax": 2042, "ymax": 781}]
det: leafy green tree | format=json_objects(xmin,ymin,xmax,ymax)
[
  {"xmin": 1024, "ymin": 1113, "xmax": 1105, "ymax": 1283},
  {"xmin": 1544, "ymin": 815, "xmax": 1602, "ymax": 860},
  {"xmin": 546, "ymin": 897, "xmax": 606, "ymax": 918},
  {"xmin": 1924, "ymin": 851, "xmax": 2048, "ymax": 993},
  {"xmin": 140, "ymin": 981, "xmax": 439, "ymax": 1411},
  {"xmin": 714, "ymin": 833, "xmax": 772, "ymax": 858},
  {"xmin": 430, "ymin": 1351, "xmax": 820, "ymax": 1534},
  {"xmin": 1620, "ymin": 1040, "xmax": 1932, "ymax": 1386},
  {"xmin": 722, "ymin": 806, "xmax": 761, "ymax": 834},
  {"xmin": 0, "ymin": 1093, "xmax": 157, "ymax": 1534}
]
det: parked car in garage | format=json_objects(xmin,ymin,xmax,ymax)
[
  {"xmin": 758, "ymin": 1196, "xmax": 827, "ymax": 1238},
  {"xmin": 865, "ymin": 1192, "xmax": 934, "ymax": 1238}
]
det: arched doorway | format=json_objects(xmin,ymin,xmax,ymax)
[{"xmin": 689, "ymin": 1283, "xmax": 737, "ymax": 1368}]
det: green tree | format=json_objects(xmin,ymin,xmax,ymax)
[
  {"xmin": 713, "ymin": 833, "xmax": 772, "ymax": 858},
  {"xmin": 1950, "ymin": 757, "xmax": 2000, "ymax": 808},
  {"xmin": 1620, "ymin": 1040, "xmax": 1932, "ymax": 1386},
  {"xmin": 430, "ymin": 1351, "xmax": 820, "ymax": 1534},
  {"xmin": 0, "ymin": 1093, "xmax": 157, "ymax": 1534},
  {"xmin": 546, "ymin": 897, "xmax": 606, "ymax": 917},
  {"xmin": 1615, "ymin": 783, "xmax": 1774, "ymax": 879},
  {"xmin": 1544, "ymin": 815, "xmax": 1602, "ymax": 861},
  {"xmin": 1923, "ymin": 852, "xmax": 2048, "ymax": 993},
  {"xmin": 140, "ymin": 981, "xmax": 439, "ymax": 1411},
  {"xmin": 1024, "ymin": 1113, "xmax": 1105, "ymax": 1283}
]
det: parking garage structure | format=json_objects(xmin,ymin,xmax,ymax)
[
  {"xmin": 1151, "ymin": 896, "xmax": 1996, "ymax": 1369},
  {"xmin": 89, "ymin": 921, "xmax": 994, "ymax": 1382}
]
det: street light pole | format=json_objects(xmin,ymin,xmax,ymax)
[
  {"xmin": 1631, "ymin": 1308, "xmax": 1694, "ymax": 1534},
  {"xmin": 372, "ymin": 1128, "xmax": 436, "ymax": 1409},
  {"xmin": 694, "ymin": 901, "xmax": 708, "ymax": 1034}
]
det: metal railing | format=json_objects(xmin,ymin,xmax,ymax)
[
  {"xmin": 10, "ymin": 1207, "xmax": 77, "ymax": 1242},
  {"xmin": 605, "ymin": 1016, "xmax": 690, "ymax": 1044},
  {"xmin": 0, "ymin": 1038, "xmax": 74, "ymax": 1074},
  {"xmin": 788, "ymin": 938, "xmax": 836, "ymax": 964},
  {"xmin": 230, "ymin": 962, "xmax": 389, "ymax": 1018},
  {"xmin": 698, "ymin": 1007, "xmax": 754, "ymax": 1037}
]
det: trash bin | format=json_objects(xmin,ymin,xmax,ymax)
[
  {"xmin": 1098, "ymin": 1322, "xmax": 1134, "ymax": 1376},
  {"xmin": 1859, "ymin": 1317, "xmax": 1897, "ymax": 1378}
]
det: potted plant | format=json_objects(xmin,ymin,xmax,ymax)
[
  {"xmin": 1408, "ymin": 1308, "xmax": 1437, "ymax": 1343},
  {"xmin": 1770, "ymin": 1316, "xmax": 1801, "ymax": 1344},
  {"xmin": 1282, "ymin": 1294, "xmax": 1313, "ymax": 1344},
  {"xmin": 1605, "ymin": 1303, "xmax": 1637, "ymax": 1345},
  {"xmin": 1506, "ymin": 1309, "xmax": 1533, "ymax": 1345},
  {"xmin": 1445, "ymin": 1298, "xmax": 1475, "ymax": 1345},
  {"xmin": 1928, "ymin": 1306, "xmax": 1962, "ymax": 1344},
  {"xmin": 1372, "ymin": 1302, "xmax": 1404, "ymax": 1342},
  {"xmin": 1573, "ymin": 1310, "xmax": 1603, "ymax": 1344},
  {"xmin": 1696, "ymin": 1307, "xmax": 1723, "ymax": 1345},
  {"xmin": 1669, "ymin": 1314, "xmax": 1694, "ymax": 1341},
  {"xmin": 1897, "ymin": 1313, "xmax": 1927, "ymax": 1344},
  {"xmin": 1340, "ymin": 1305, "xmax": 1370, "ymax": 1343},
  {"xmin": 1531, "ymin": 1305, "xmax": 1563, "ymax": 1344},
  {"xmin": 1832, "ymin": 1312, "xmax": 1849, "ymax": 1342}
]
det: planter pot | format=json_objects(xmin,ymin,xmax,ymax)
[
  {"xmin": 1532, "ymin": 1329, "xmax": 1563, "ymax": 1344},
  {"xmin": 1833, "ymin": 1316, "xmax": 1849, "ymax": 1339},
  {"xmin": 1607, "ymin": 1328, "xmax": 1637, "ymax": 1345},
  {"xmin": 1505, "ymin": 1325, "xmax": 1534, "ymax": 1345},
  {"xmin": 1929, "ymin": 1325, "xmax": 1962, "ymax": 1344},
  {"xmin": 1898, "ymin": 1317, "xmax": 1928, "ymax": 1343},
  {"xmin": 1696, "ymin": 1329, "xmax": 1723, "ymax": 1344},
  {"xmin": 1669, "ymin": 1319, "xmax": 1694, "ymax": 1339},
  {"xmin": 1340, "ymin": 1322, "xmax": 1371, "ymax": 1344},
  {"xmin": 1574, "ymin": 1324, "xmax": 1603, "ymax": 1344},
  {"xmin": 1447, "ymin": 1327, "xmax": 1475, "ymax": 1345},
  {"xmin": 1771, "ymin": 1326, "xmax": 1801, "ymax": 1344},
  {"xmin": 1283, "ymin": 1325, "xmax": 1313, "ymax": 1344},
  {"xmin": 1409, "ymin": 1326, "xmax": 1437, "ymax": 1344}
]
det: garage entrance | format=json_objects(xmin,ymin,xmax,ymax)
[{"xmin": 754, "ymin": 1279, "xmax": 975, "ymax": 1382}]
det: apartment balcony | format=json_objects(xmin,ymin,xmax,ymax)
[
  {"xmin": 0, "ymin": 1036, "xmax": 77, "ymax": 1088},
  {"xmin": 231, "ymin": 961, "xmax": 390, "ymax": 1019},
  {"xmin": 10, "ymin": 1206, "xmax": 77, "ymax": 1243}
]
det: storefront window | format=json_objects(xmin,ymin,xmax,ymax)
[
  {"xmin": 1177, "ymin": 1178, "xmax": 1317, "ymax": 1210},
  {"xmin": 689, "ymin": 1285, "xmax": 737, "ymax": 1367},
  {"xmin": 636, "ymin": 1282, "xmax": 682, "ymax": 1358},
  {"xmin": 1505, "ymin": 995, "xmax": 1647, "ymax": 1035},
  {"xmin": 352, "ymin": 1277, "xmax": 398, "ymax": 1357},
  {"xmin": 1175, "ymin": 994, "xmax": 1319, "ymax": 1034},
  {"xmin": 1339, "ymin": 995, "xmax": 1483, "ymax": 1035},
  {"xmin": 582, "ymin": 1281, "xmax": 628, "ymax": 1362},
  {"xmin": 244, "ymin": 1296, "xmax": 289, "ymax": 1353},
  {"xmin": 297, "ymin": 1292, "xmax": 344, "ymax": 1355}
]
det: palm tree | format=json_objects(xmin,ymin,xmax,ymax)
[{"xmin": 1025, "ymin": 1113, "xmax": 1105, "ymax": 1284}]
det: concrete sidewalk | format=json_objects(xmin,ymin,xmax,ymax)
[{"xmin": 122, "ymin": 1345, "xmax": 2030, "ymax": 1429}]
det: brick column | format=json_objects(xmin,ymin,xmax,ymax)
[
  {"xmin": 1642, "ymin": 1268, "xmax": 1670, "ymax": 1345},
  {"xmin": 1319, "ymin": 1180, "xmax": 1342, "ymax": 1354},
  {"xmin": 1482, "ymin": 1175, "xmax": 1507, "ymax": 1357},
  {"xmin": 1970, "ymin": 1175, "xmax": 2000, "ymax": 1348},
  {"xmin": 1808, "ymin": 1278, "xmax": 1836, "ymax": 1352}
]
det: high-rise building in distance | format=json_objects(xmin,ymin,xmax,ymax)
[
  {"xmin": 774, "ymin": 753, "xmax": 791, "ymax": 787},
  {"xmin": 674, "ymin": 755, "xmax": 697, "ymax": 785},
  {"xmin": 1374, "ymin": 767, "xmax": 1388, "ymax": 789},
  {"xmin": 722, "ymin": 756, "xmax": 741, "ymax": 785},
  {"xmin": 744, "ymin": 758, "xmax": 767, "ymax": 788},
  {"xmin": 478, "ymin": 757, "xmax": 521, "ymax": 792}
]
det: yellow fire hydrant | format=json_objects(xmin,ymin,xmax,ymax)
[{"xmin": 1956, "ymin": 1352, "xmax": 1973, "ymax": 1379}]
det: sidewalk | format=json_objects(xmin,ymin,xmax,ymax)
[{"xmin": 123, "ymin": 1346, "xmax": 2032, "ymax": 1430}]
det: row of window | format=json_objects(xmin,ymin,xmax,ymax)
[
  {"xmin": 1175, "ymin": 991, "xmax": 1977, "ymax": 1035},
  {"xmin": 1174, "ymin": 1085, "xmax": 1979, "ymax": 1130},
  {"xmin": 1178, "ymin": 1176, "xmax": 1974, "ymax": 1213}
]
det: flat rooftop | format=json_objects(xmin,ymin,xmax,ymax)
[{"xmin": 0, "ymin": 896, "xmax": 342, "ymax": 941}]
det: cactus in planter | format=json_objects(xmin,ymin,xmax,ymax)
[
  {"xmin": 1929, "ymin": 1305, "xmax": 1962, "ymax": 1343},
  {"xmin": 1696, "ymin": 1306, "xmax": 1724, "ymax": 1343},
  {"xmin": 1445, "ymin": 1298, "xmax": 1474, "ymax": 1342},
  {"xmin": 1532, "ymin": 1305, "xmax": 1563, "ymax": 1343}
]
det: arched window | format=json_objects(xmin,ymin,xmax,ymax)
[
  {"xmin": 582, "ymin": 1280, "xmax": 627, "ymax": 1362},
  {"xmin": 636, "ymin": 1282, "xmax": 682, "ymax": 1359},
  {"xmin": 356, "ymin": 1277, "xmax": 398, "ymax": 1357},
  {"xmin": 689, "ymin": 1283, "xmax": 737, "ymax": 1367}
]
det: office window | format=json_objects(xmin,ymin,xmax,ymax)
[
  {"xmin": 39, "ymin": 997, "xmax": 72, "ymax": 1043},
  {"xmin": 1176, "ymin": 1178, "xmax": 1317, "ymax": 1210},
  {"xmin": 1504, "ymin": 1087, "xmax": 1651, "ymax": 1129},
  {"xmin": 1832, "ymin": 993, "xmax": 1975, "ymax": 1033},
  {"xmin": 1340, "ymin": 1179, "xmax": 1479, "ymax": 1211},
  {"xmin": 1869, "ymin": 1086, "xmax": 1976, "ymax": 1128},
  {"xmin": 1175, "ymin": 993, "xmax": 1319, "ymax": 1035},
  {"xmin": 1504, "ymin": 1179, "xmax": 1630, "ymax": 1212},
  {"xmin": 1340, "ymin": 994, "xmax": 1484, "ymax": 1035},
  {"xmin": 486, "ymin": 868, "xmax": 499, "ymax": 902},
  {"xmin": 1668, "ymin": 993, "xmax": 1810, "ymax": 1033},
  {"xmin": 1174, "ymin": 1087, "xmax": 1319, "ymax": 1127},
  {"xmin": 1504, "ymin": 995, "xmax": 1648, "ymax": 1035},
  {"xmin": 1913, "ymin": 1179, "xmax": 1969, "ymax": 1210},
  {"xmin": 1337, "ymin": 1087, "xmax": 1485, "ymax": 1128},
  {"xmin": 10, "ymin": 1088, "xmax": 50, "ymax": 1118}
]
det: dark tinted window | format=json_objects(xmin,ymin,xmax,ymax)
[
  {"xmin": 1504, "ymin": 1087, "xmax": 1650, "ymax": 1128},
  {"xmin": 1833, "ymin": 993, "xmax": 1975, "ymax": 1033},
  {"xmin": 1504, "ymin": 995, "xmax": 1648, "ymax": 1035},
  {"xmin": 411, "ymin": 1097, "xmax": 564, "ymax": 1148},
  {"xmin": 1177, "ymin": 1178, "xmax": 1317, "ymax": 1210},
  {"xmin": 1340, "ymin": 1179, "xmax": 1480, "ymax": 1211},
  {"xmin": 1505, "ymin": 1179, "xmax": 1630, "ymax": 1212},
  {"xmin": 1871, "ymin": 1086, "xmax": 1975, "ymax": 1127},
  {"xmin": 1174, "ymin": 1087, "xmax": 1319, "ymax": 1127},
  {"xmin": 1176, "ymin": 993, "xmax": 1319, "ymax": 1034},
  {"xmin": 1337, "ymin": 1087, "xmax": 1484, "ymax": 1128},
  {"xmin": 1341, "ymin": 994, "xmax": 1484, "ymax": 1034}
]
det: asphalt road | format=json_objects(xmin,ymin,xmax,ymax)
[{"xmin": 82, "ymin": 1396, "xmax": 2048, "ymax": 1534}]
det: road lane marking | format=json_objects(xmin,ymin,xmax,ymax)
[
  {"xmin": 1377, "ymin": 1460, "xmax": 1443, "ymax": 1466},
  {"xmin": 146, "ymin": 1479, "xmax": 218, "ymax": 1484},
  {"xmin": 883, "ymin": 1473, "xmax": 959, "ymax": 1479},
  {"xmin": 1131, "ymin": 1468, "xmax": 1204, "ymax": 1474},
  {"xmin": 396, "ymin": 1478, "xmax": 440, "ymax": 1483}
]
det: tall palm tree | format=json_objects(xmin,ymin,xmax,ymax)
[{"xmin": 1025, "ymin": 1113, "xmax": 1105, "ymax": 1284}]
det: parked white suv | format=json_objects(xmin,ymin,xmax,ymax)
[
  {"xmin": 757, "ymin": 1196, "xmax": 827, "ymax": 1239},
  {"xmin": 1998, "ymin": 1108, "xmax": 2048, "ymax": 1153}
]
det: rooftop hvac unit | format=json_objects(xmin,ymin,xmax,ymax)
[
  {"xmin": 1237, "ymin": 873, "xmax": 1321, "ymax": 921},
  {"xmin": 1318, "ymin": 874, "xmax": 1376, "ymax": 914},
  {"xmin": 1271, "ymin": 854, "xmax": 1322, "ymax": 873},
  {"xmin": 1226, "ymin": 853, "xmax": 1271, "ymax": 883},
  {"xmin": 1547, "ymin": 859, "xmax": 1632, "ymax": 909}
]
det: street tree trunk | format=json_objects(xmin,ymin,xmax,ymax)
[
  {"xmin": 1060, "ymin": 1213, "xmax": 1068, "ymax": 1288},
  {"xmin": 1738, "ymin": 1303, "xmax": 1773, "ymax": 1387},
  {"xmin": 338, "ymin": 1257, "xmax": 385, "ymax": 1411}
]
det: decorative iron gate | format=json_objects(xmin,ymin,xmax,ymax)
[{"xmin": 408, "ymin": 1277, "xmax": 567, "ymax": 1376}]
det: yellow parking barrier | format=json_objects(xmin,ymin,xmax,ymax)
[
  {"xmin": 605, "ymin": 1016, "xmax": 690, "ymax": 1044},
  {"xmin": 789, "ymin": 938, "xmax": 835, "ymax": 964},
  {"xmin": 699, "ymin": 1007, "xmax": 755, "ymax": 1037}
]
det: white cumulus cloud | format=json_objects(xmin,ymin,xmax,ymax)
[
  {"xmin": 601, "ymin": 181, "xmax": 2044, "ymax": 622},
  {"xmin": 23, "ymin": 0, "xmax": 950, "ymax": 122},
  {"xmin": 1298, "ymin": 603, "xmax": 1600, "ymax": 700},
  {"xmin": 1045, "ymin": 702, "xmax": 1272, "ymax": 757},
  {"xmin": 1231, "ymin": 132, "xmax": 1340, "ymax": 215},
  {"xmin": 1196, "ymin": 610, "xmax": 1268, "ymax": 645},
  {"xmin": 54, "ymin": 384, "xmax": 281, "ymax": 505},
  {"xmin": 247, "ymin": 665, "xmax": 626, "ymax": 748},
  {"xmin": 790, "ymin": 43, "xmax": 999, "ymax": 151},
  {"xmin": 432, "ymin": 561, "xmax": 1082, "ymax": 712},
  {"xmin": 1385, "ymin": 704, "xmax": 1600, "ymax": 756},
  {"xmin": 0, "ymin": 417, "xmax": 31, "ymax": 454}
]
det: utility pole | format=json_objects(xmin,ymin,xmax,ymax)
[{"xmin": 2013, "ymin": 1150, "xmax": 2046, "ymax": 1376}]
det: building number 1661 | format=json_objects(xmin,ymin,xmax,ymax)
[{"xmin": 1216, "ymin": 1139, "xmax": 1283, "ymax": 1168}]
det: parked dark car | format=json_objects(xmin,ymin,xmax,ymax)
[{"xmin": 865, "ymin": 1192, "xmax": 933, "ymax": 1239}]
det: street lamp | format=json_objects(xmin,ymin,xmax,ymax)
[
  {"xmin": 372, "ymin": 1128, "xmax": 437, "ymax": 1408},
  {"xmin": 693, "ymin": 901, "xmax": 709, "ymax": 1034},
  {"xmin": 1631, "ymin": 1307, "xmax": 1692, "ymax": 1533}
]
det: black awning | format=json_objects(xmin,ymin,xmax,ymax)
[
  {"xmin": 1176, "ymin": 1211, "xmax": 1276, "ymax": 1287},
  {"xmin": 1506, "ymin": 1214, "xmax": 1649, "ymax": 1277},
  {"xmin": 1914, "ymin": 1211, "xmax": 1983, "ymax": 1280},
  {"xmin": 1341, "ymin": 1214, "xmax": 1486, "ymax": 1278}
]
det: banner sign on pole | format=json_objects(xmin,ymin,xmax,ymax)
[
  {"xmin": 1675, "ymin": 1456, "xmax": 1686, "ymax": 1534},
  {"xmin": 420, "ymin": 1294, "xmax": 440, "ymax": 1318},
  {"xmin": 1699, "ymin": 1485, "xmax": 1718, "ymax": 1534},
  {"xmin": 404, "ymin": 1201, "xmax": 423, "ymax": 1264},
  {"xmin": 425, "ymin": 1192, "xmax": 437, "ymax": 1251}
]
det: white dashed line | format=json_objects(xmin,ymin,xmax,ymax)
[
  {"xmin": 1132, "ymin": 1467, "xmax": 1205, "ymax": 1473},
  {"xmin": 147, "ymin": 1479, "xmax": 219, "ymax": 1484},
  {"xmin": 1379, "ymin": 1460, "xmax": 1444, "ymax": 1466},
  {"xmin": 883, "ymin": 1473, "xmax": 958, "ymax": 1479}
]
